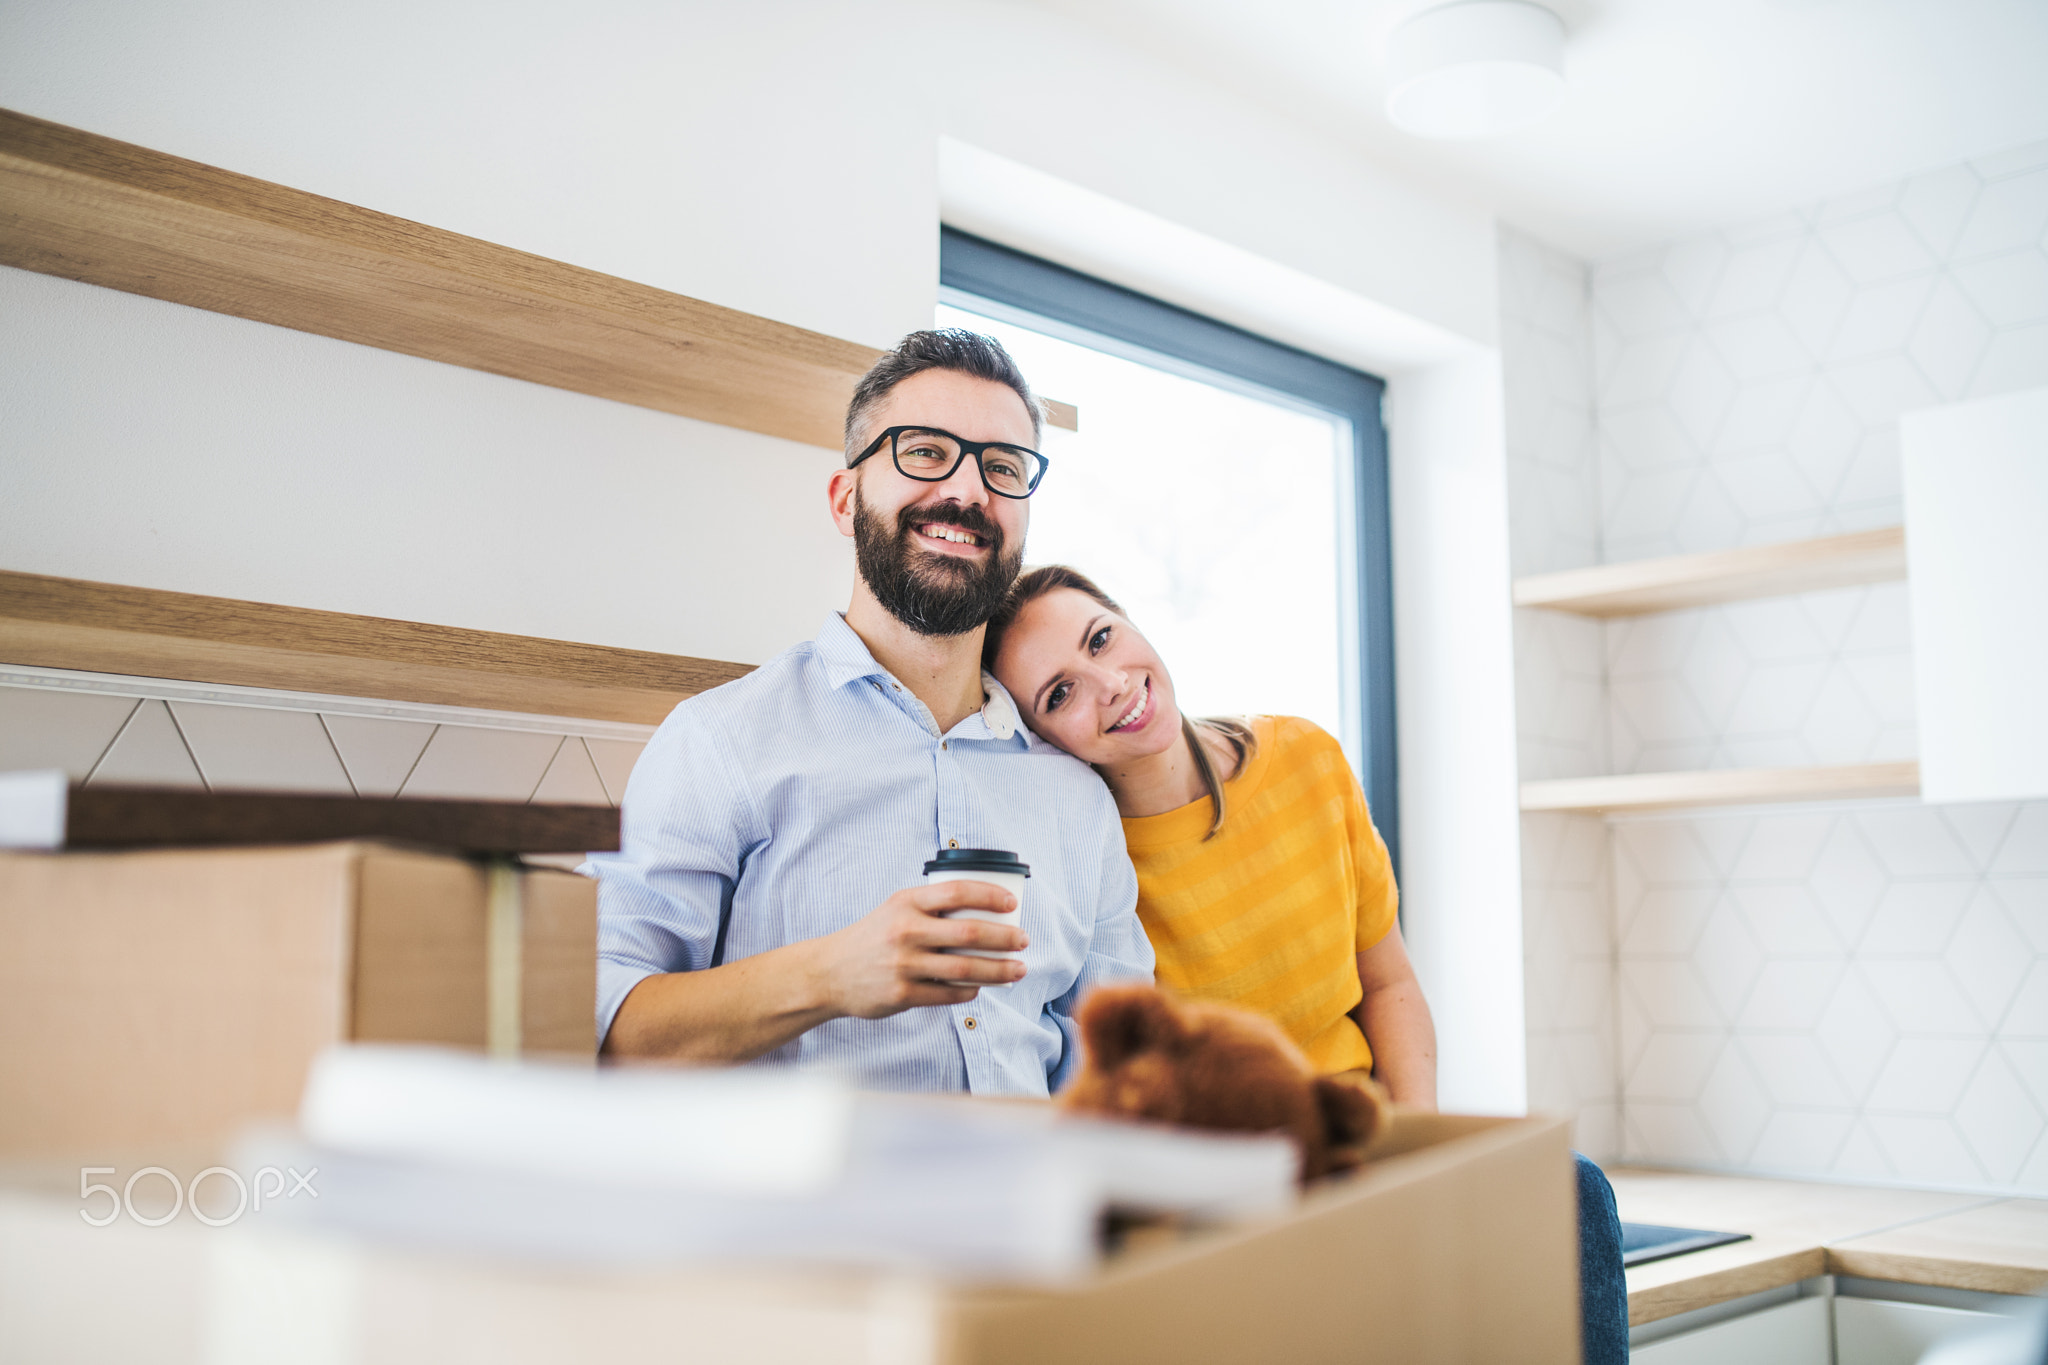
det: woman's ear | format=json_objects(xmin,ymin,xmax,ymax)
[{"xmin": 1079, "ymin": 986, "xmax": 1184, "ymax": 1070}]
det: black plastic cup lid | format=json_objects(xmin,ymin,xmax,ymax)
[{"xmin": 923, "ymin": 847, "xmax": 1031, "ymax": 877}]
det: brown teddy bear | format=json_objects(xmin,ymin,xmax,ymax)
[{"xmin": 1059, "ymin": 984, "xmax": 1391, "ymax": 1184}]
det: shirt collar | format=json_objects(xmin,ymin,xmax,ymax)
[
  {"xmin": 815, "ymin": 612, "xmax": 890, "ymax": 691},
  {"xmin": 973, "ymin": 672, "xmax": 1022, "ymax": 744},
  {"xmin": 814, "ymin": 613, "xmax": 1026, "ymax": 748}
]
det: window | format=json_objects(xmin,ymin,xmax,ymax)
[{"xmin": 938, "ymin": 229, "xmax": 1398, "ymax": 871}]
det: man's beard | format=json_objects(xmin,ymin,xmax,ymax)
[{"xmin": 853, "ymin": 489, "xmax": 1024, "ymax": 638}]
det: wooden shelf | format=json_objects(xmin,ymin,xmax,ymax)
[
  {"xmin": 1513, "ymin": 527, "xmax": 1907, "ymax": 618},
  {"xmin": 1520, "ymin": 760, "xmax": 1920, "ymax": 814},
  {"xmin": 0, "ymin": 108, "xmax": 883, "ymax": 450},
  {"xmin": 0, "ymin": 571, "xmax": 750, "ymax": 725}
]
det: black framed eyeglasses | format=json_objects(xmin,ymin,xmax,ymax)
[{"xmin": 849, "ymin": 426, "xmax": 1050, "ymax": 499}]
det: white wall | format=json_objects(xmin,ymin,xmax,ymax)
[
  {"xmin": 0, "ymin": 0, "xmax": 1496, "ymax": 659},
  {"xmin": 0, "ymin": 2, "xmax": 937, "ymax": 351},
  {"xmin": 1501, "ymin": 141, "xmax": 2048, "ymax": 1191},
  {"xmin": 931, "ymin": 8, "xmax": 1499, "ymax": 349},
  {"xmin": 1499, "ymin": 227, "xmax": 1618, "ymax": 1156},
  {"xmin": 0, "ymin": 266, "xmax": 847, "ymax": 664},
  {"xmin": 1599, "ymin": 143, "xmax": 2048, "ymax": 1194},
  {"xmin": 1386, "ymin": 354, "xmax": 1529, "ymax": 1116},
  {"xmin": 1, "ymin": 5, "xmax": 1530, "ymax": 1107}
]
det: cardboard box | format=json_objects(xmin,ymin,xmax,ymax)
[
  {"xmin": 0, "ymin": 842, "xmax": 595, "ymax": 1158},
  {"xmin": 944, "ymin": 1112, "xmax": 1579, "ymax": 1363},
  {"xmin": 0, "ymin": 1110, "xmax": 1578, "ymax": 1364}
]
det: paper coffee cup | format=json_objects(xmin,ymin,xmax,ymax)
[{"xmin": 923, "ymin": 848, "xmax": 1029, "ymax": 966}]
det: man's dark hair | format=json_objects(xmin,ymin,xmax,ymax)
[{"xmin": 844, "ymin": 328, "xmax": 1042, "ymax": 463}]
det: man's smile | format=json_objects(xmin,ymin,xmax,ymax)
[{"xmin": 918, "ymin": 522, "xmax": 985, "ymax": 551}]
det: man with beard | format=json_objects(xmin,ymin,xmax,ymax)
[{"xmin": 593, "ymin": 329, "xmax": 1153, "ymax": 1094}]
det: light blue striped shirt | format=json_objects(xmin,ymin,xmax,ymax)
[{"xmin": 591, "ymin": 613, "xmax": 1153, "ymax": 1095}]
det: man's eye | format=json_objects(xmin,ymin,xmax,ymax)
[
  {"xmin": 984, "ymin": 457, "xmax": 1021, "ymax": 480},
  {"xmin": 1046, "ymin": 681, "xmax": 1071, "ymax": 713},
  {"xmin": 1089, "ymin": 627, "xmax": 1112, "ymax": 653}
]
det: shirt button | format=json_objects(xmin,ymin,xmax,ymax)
[
  {"xmin": 963, "ymin": 1017, "xmax": 978, "ymax": 1031},
  {"xmin": 948, "ymin": 838, "xmax": 959, "ymax": 848},
  {"xmin": 941, "ymin": 740, "xmax": 949, "ymax": 750},
  {"xmin": 892, "ymin": 683, "xmax": 902, "ymax": 692}
]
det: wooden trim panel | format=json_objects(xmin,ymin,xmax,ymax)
[
  {"xmin": 1520, "ymin": 761, "xmax": 1920, "ymax": 814},
  {"xmin": 1513, "ymin": 527, "xmax": 1907, "ymax": 618},
  {"xmin": 0, "ymin": 571, "xmax": 749, "ymax": 724},
  {"xmin": 49, "ymin": 786, "xmax": 622, "ymax": 854},
  {"xmin": 0, "ymin": 107, "xmax": 882, "ymax": 450}
]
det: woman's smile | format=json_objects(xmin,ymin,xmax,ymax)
[
  {"xmin": 991, "ymin": 586, "xmax": 1185, "ymax": 768},
  {"xmin": 1106, "ymin": 678, "xmax": 1154, "ymax": 735}
]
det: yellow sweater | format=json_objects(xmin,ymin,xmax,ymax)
[{"xmin": 1120, "ymin": 715, "xmax": 1399, "ymax": 1075}]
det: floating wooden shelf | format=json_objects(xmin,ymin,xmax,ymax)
[
  {"xmin": 1520, "ymin": 760, "xmax": 1921, "ymax": 814},
  {"xmin": 1513, "ymin": 527, "xmax": 1907, "ymax": 618},
  {"xmin": 0, "ymin": 571, "xmax": 750, "ymax": 725},
  {"xmin": 0, "ymin": 108, "xmax": 1082, "ymax": 447},
  {"xmin": 0, "ymin": 107, "xmax": 884, "ymax": 450}
]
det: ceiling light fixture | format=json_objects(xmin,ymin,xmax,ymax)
[{"xmin": 1385, "ymin": 0, "xmax": 1567, "ymax": 140}]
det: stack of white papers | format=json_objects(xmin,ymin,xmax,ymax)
[
  {"xmin": 245, "ymin": 1045, "xmax": 1299, "ymax": 1282},
  {"xmin": 298, "ymin": 1045, "xmax": 857, "ymax": 1197}
]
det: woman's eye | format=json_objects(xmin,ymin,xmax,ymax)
[
  {"xmin": 1089, "ymin": 627, "xmax": 1112, "ymax": 653},
  {"xmin": 1046, "ymin": 681, "xmax": 1071, "ymax": 713}
]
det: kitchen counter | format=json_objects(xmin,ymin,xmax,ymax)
[
  {"xmin": 1608, "ymin": 1166, "xmax": 2048, "ymax": 1325},
  {"xmin": 1830, "ymin": 1199, "xmax": 2048, "ymax": 1295}
]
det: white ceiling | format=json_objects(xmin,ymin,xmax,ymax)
[{"xmin": 1018, "ymin": 0, "xmax": 2048, "ymax": 260}]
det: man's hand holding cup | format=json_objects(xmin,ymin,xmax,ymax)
[{"xmin": 816, "ymin": 867, "xmax": 1028, "ymax": 1020}]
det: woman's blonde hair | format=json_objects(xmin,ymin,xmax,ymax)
[{"xmin": 983, "ymin": 565, "xmax": 1256, "ymax": 839}]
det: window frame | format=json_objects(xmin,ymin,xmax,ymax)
[{"xmin": 939, "ymin": 227, "xmax": 1399, "ymax": 876}]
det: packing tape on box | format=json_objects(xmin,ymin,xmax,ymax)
[{"xmin": 485, "ymin": 857, "xmax": 523, "ymax": 1058}]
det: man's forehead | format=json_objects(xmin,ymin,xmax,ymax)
[{"xmin": 868, "ymin": 370, "xmax": 1037, "ymax": 443}]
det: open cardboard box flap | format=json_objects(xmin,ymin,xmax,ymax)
[{"xmin": 936, "ymin": 1109, "xmax": 1579, "ymax": 1364}]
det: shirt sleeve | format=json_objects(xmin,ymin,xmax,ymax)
[
  {"xmin": 587, "ymin": 700, "xmax": 759, "ymax": 1046},
  {"xmin": 1047, "ymin": 782, "xmax": 1155, "ymax": 1093}
]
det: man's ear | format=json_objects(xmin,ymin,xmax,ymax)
[
  {"xmin": 827, "ymin": 466, "xmax": 859, "ymax": 538},
  {"xmin": 1080, "ymin": 986, "xmax": 1184, "ymax": 1070}
]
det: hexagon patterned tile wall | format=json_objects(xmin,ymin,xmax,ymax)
[
  {"xmin": 1502, "ymin": 136, "xmax": 2048, "ymax": 1192},
  {"xmin": 0, "ymin": 668, "xmax": 650, "ymax": 813}
]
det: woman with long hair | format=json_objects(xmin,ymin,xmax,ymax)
[
  {"xmin": 984, "ymin": 564, "xmax": 1628, "ymax": 1365},
  {"xmin": 982, "ymin": 565, "xmax": 1435, "ymax": 1100}
]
